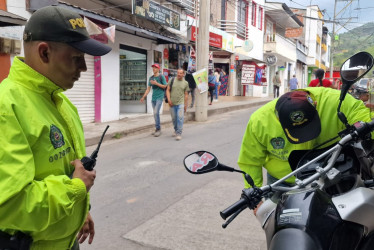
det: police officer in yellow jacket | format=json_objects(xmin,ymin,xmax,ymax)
[
  {"xmin": 238, "ymin": 88, "xmax": 372, "ymax": 188},
  {"xmin": 0, "ymin": 6, "xmax": 111, "ymax": 250}
]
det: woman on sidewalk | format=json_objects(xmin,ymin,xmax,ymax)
[{"xmin": 208, "ymin": 70, "xmax": 218, "ymax": 105}]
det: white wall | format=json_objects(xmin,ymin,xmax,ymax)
[
  {"xmin": 100, "ymin": 42, "xmax": 119, "ymax": 122},
  {"xmin": 100, "ymin": 30, "xmax": 156, "ymax": 122}
]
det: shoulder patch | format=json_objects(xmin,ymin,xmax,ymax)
[
  {"xmin": 50, "ymin": 124, "xmax": 65, "ymax": 149},
  {"xmin": 270, "ymin": 137, "xmax": 285, "ymax": 149}
]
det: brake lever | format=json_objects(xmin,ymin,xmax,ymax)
[{"xmin": 222, "ymin": 205, "xmax": 246, "ymax": 229}]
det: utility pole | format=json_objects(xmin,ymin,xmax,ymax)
[
  {"xmin": 195, "ymin": 0, "xmax": 209, "ymax": 122},
  {"xmin": 329, "ymin": 0, "xmax": 337, "ymax": 83},
  {"xmin": 329, "ymin": 0, "xmax": 355, "ymax": 82}
]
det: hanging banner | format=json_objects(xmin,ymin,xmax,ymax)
[
  {"xmin": 103, "ymin": 25, "xmax": 116, "ymax": 43},
  {"xmin": 208, "ymin": 52, "xmax": 214, "ymax": 72},
  {"xmin": 84, "ymin": 17, "xmax": 103, "ymax": 35},
  {"xmin": 242, "ymin": 62, "xmax": 267, "ymax": 85},
  {"xmin": 132, "ymin": 0, "xmax": 180, "ymax": 30},
  {"xmin": 192, "ymin": 68, "xmax": 208, "ymax": 93},
  {"xmin": 188, "ymin": 47, "xmax": 196, "ymax": 73},
  {"xmin": 163, "ymin": 69, "xmax": 169, "ymax": 82}
]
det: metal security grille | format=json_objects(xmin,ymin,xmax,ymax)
[{"xmin": 64, "ymin": 55, "xmax": 95, "ymax": 124}]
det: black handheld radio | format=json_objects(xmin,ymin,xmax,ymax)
[{"xmin": 81, "ymin": 125, "xmax": 110, "ymax": 171}]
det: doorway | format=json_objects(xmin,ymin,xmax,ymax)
[{"xmin": 119, "ymin": 45, "xmax": 147, "ymax": 113}]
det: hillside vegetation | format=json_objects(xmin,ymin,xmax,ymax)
[{"xmin": 333, "ymin": 22, "xmax": 374, "ymax": 67}]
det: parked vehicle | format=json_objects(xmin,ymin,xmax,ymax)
[
  {"xmin": 350, "ymin": 78, "xmax": 372, "ymax": 101},
  {"xmin": 183, "ymin": 52, "xmax": 374, "ymax": 249}
]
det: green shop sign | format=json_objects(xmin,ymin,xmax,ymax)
[{"xmin": 133, "ymin": 0, "xmax": 180, "ymax": 30}]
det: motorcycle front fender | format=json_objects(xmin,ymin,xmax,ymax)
[{"xmin": 269, "ymin": 228, "xmax": 320, "ymax": 250}]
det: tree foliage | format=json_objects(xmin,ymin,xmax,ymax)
[{"xmin": 333, "ymin": 22, "xmax": 374, "ymax": 67}]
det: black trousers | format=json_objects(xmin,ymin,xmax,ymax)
[
  {"xmin": 273, "ymin": 85, "xmax": 280, "ymax": 98},
  {"xmin": 208, "ymin": 85, "xmax": 215, "ymax": 103}
]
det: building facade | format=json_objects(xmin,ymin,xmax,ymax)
[{"xmin": 3, "ymin": 0, "xmax": 331, "ymax": 123}]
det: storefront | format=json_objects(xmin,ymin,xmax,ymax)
[
  {"xmin": 54, "ymin": 2, "xmax": 183, "ymax": 122},
  {"xmin": 164, "ymin": 44, "xmax": 189, "ymax": 80},
  {"xmin": 64, "ymin": 17, "xmax": 110, "ymax": 123}
]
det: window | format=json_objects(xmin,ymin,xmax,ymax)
[
  {"xmin": 237, "ymin": 0, "xmax": 248, "ymax": 39},
  {"xmin": 237, "ymin": 0, "xmax": 247, "ymax": 25},
  {"xmin": 265, "ymin": 20, "xmax": 274, "ymax": 42},
  {"xmin": 258, "ymin": 6, "xmax": 263, "ymax": 30},
  {"xmin": 251, "ymin": 1, "xmax": 257, "ymax": 27}
]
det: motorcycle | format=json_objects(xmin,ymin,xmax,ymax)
[{"xmin": 183, "ymin": 52, "xmax": 374, "ymax": 250}]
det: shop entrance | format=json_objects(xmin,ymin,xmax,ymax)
[{"xmin": 119, "ymin": 45, "xmax": 147, "ymax": 113}]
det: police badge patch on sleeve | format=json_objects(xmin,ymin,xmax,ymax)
[
  {"xmin": 270, "ymin": 137, "xmax": 285, "ymax": 149},
  {"xmin": 50, "ymin": 124, "xmax": 65, "ymax": 149}
]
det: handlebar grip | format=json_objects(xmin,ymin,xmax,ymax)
[{"xmin": 220, "ymin": 198, "xmax": 247, "ymax": 220}]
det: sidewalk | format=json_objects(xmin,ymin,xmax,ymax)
[{"xmin": 84, "ymin": 96, "xmax": 274, "ymax": 146}]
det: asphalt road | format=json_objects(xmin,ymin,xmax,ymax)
[{"xmin": 81, "ymin": 107, "xmax": 267, "ymax": 250}]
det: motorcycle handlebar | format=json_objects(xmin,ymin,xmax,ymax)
[{"xmin": 220, "ymin": 198, "xmax": 247, "ymax": 220}]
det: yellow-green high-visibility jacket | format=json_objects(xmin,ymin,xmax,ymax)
[
  {"xmin": 0, "ymin": 57, "xmax": 89, "ymax": 249},
  {"xmin": 238, "ymin": 87, "xmax": 372, "ymax": 188}
]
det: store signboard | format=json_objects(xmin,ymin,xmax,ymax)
[
  {"xmin": 0, "ymin": 26, "xmax": 23, "ymax": 40},
  {"xmin": 190, "ymin": 26, "xmax": 222, "ymax": 48},
  {"xmin": 221, "ymin": 33, "xmax": 234, "ymax": 53},
  {"xmin": 266, "ymin": 55, "xmax": 277, "ymax": 66},
  {"xmin": 132, "ymin": 0, "xmax": 180, "ymax": 30}
]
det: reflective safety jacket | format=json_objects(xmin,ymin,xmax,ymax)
[
  {"xmin": 238, "ymin": 87, "xmax": 372, "ymax": 187},
  {"xmin": 0, "ymin": 57, "xmax": 89, "ymax": 249}
]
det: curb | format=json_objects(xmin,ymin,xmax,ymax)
[{"xmin": 85, "ymin": 99, "xmax": 271, "ymax": 147}]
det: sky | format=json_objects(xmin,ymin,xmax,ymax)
[{"xmin": 269, "ymin": 0, "xmax": 374, "ymax": 33}]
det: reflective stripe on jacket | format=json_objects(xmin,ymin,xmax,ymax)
[
  {"xmin": 0, "ymin": 57, "xmax": 89, "ymax": 249},
  {"xmin": 238, "ymin": 87, "xmax": 372, "ymax": 187}
]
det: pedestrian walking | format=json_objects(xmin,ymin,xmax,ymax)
[
  {"xmin": 140, "ymin": 63, "xmax": 167, "ymax": 137},
  {"xmin": 0, "ymin": 6, "xmax": 111, "ymax": 249},
  {"xmin": 183, "ymin": 62, "xmax": 196, "ymax": 108},
  {"xmin": 165, "ymin": 68, "xmax": 189, "ymax": 141},
  {"xmin": 208, "ymin": 70, "xmax": 218, "ymax": 105},
  {"xmin": 289, "ymin": 74, "xmax": 299, "ymax": 91},
  {"xmin": 273, "ymin": 71, "xmax": 281, "ymax": 98}
]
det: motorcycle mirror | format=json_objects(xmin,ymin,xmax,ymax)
[
  {"xmin": 340, "ymin": 51, "xmax": 374, "ymax": 102},
  {"xmin": 183, "ymin": 151, "xmax": 219, "ymax": 174}
]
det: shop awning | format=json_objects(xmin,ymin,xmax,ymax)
[
  {"xmin": 265, "ymin": 3, "xmax": 303, "ymax": 29},
  {"xmin": 58, "ymin": 2, "xmax": 185, "ymax": 44},
  {"xmin": 0, "ymin": 10, "xmax": 27, "ymax": 27}
]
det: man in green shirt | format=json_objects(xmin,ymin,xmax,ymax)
[
  {"xmin": 140, "ymin": 63, "xmax": 167, "ymax": 137},
  {"xmin": 166, "ymin": 68, "xmax": 189, "ymax": 140},
  {"xmin": 238, "ymin": 88, "xmax": 372, "ymax": 188}
]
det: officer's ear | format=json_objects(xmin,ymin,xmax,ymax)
[{"xmin": 37, "ymin": 42, "xmax": 50, "ymax": 63}]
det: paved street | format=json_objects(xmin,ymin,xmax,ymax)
[{"xmin": 81, "ymin": 107, "xmax": 266, "ymax": 250}]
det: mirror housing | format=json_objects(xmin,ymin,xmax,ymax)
[
  {"xmin": 340, "ymin": 51, "xmax": 374, "ymax": 101},
  {"xmin": 183, "ymin": 151, "xmax": 219, "ymax": 174}
]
